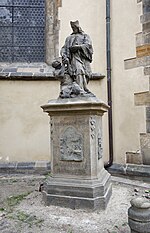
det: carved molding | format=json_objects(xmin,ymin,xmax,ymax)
[
  {"xmin": 50, "ymin": 116, "xmax": 54, "ymax": 141},
  {"xmin": 98, "ymin": 132, "xmax": 103, "ymax": 160},
  {"xmin": 90, "ymin": 117, "xmax": 96, "ymax": 139}
]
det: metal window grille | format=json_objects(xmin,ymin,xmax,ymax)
[{"xmin": 0, "ymin": 0, "xmax": 45, "ymax": 62}]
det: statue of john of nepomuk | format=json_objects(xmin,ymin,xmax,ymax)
[{"xmin": 52, "ymin": 20, "xmax": 94, "ymax": 98}]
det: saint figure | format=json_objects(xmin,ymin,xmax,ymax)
[{"xmin": 60, "ymin": 20, "xmax": 93, "ymax": 94}]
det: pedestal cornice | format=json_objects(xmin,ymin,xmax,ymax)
[{"xmin": 41, "ymin": 97, "xmax": 109, "ymax": 115}]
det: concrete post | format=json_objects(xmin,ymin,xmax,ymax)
[{"xmin": 128, "ymin": 197, "xmax": 150, "ymax": 233}]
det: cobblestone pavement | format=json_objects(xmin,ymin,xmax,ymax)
[{"xmin": 0, "ymin": 174, "xmax": 150, "ymax": 233}]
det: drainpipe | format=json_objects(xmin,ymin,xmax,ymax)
[{"xmin": 104, "ymin": 0, "xmax": 114, "ymax": 169}]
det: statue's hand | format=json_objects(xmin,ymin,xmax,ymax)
[
  {"xmin": 70, "ymin": 45, "xmax": 81, "ymax": 53},
  {"xmin": 62, "ymin": 56, "xmax": 69, "ymax": 65}
]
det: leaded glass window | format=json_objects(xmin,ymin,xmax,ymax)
[{"xmin": 0, "ymin": 0, "xmax": 45, "ymax": 62}]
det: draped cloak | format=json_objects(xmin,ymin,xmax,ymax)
[{"xmin": 60, "ymin": 32, "xmax": 93, "ymax": 83}]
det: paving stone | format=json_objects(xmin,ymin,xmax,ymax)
[
  {"xmin": 0, "ymin": 73, "xmax": 10, "ymax": 77},
  {"xmin": 9, "ymin": 72, "xmax": 23, "ymax": 77},
  {"xmin": 20, "ymin": 72, "xmax": 33, "ymax": 76},
  {"xmin": 17, "ymin": 162, "xmax": 35, "ymax": 170},
  {"xmin": 3, "ymin": 68, "xmax": 17, "ymax": 72}
]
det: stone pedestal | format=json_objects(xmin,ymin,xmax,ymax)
[{"xmin": 41, "ymin": 97, "xmax": 112, "ymax": 210}]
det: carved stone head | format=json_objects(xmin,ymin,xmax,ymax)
[{"xmin": 70, "ymin": 20, "xmax": 83, "ymax": 33}]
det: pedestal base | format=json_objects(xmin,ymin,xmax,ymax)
[
  {"xmin": 41, "ymin": 97, "xmax": 112, "ymax": 210},
  {"xmin": 43, "ymin": 169, "xmax": 112, "ymax": 210}
]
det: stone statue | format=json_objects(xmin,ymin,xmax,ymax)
[{"xmin": 52, "ymin": 20, "xmax": 95, "ymax": 98}]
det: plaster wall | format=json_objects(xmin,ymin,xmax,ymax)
[
  {"xmin": 0, "ymin": 80, "xmax": 105, "ymax": 163},
  {"xmin": 0, "ymin": 81, "xmax": 59, "ymax": 162},
  {"xmin": 111, "ymin": 0, "xmax": 149, "ymax": 163}
]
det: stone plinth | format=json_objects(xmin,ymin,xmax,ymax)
[
  {"xmin": 41, "ymin": 97, "xmax": 112, "ymax": 210},
  {"xmin": 140, "ymin": 133, "xmax": 150, "ymax": 165}
]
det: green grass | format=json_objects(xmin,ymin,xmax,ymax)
[
  {"xmin": 122, "ymin": 222, "xmax": 128, "ymax": 226},
  {"xmin": 1, "ymin": 192, "xmax": 31, "ymax": 213},
  {"xmin": 67, "ymin": 229, "xmax": 74, "ymax": 233},
  {"xmin": 44, "ymin": 172, "xmax": 51, "ymax": 179},
  {"xmin": 6, "ymin": 192, "xmax": 31, "ymax": 207},
  {"xmin": 8, "ymin": 211, "xmax": 44, "ymax": 227},
  {"xmin": 10, "ymin": 179, "xmax": 18, "ymax": 183}
]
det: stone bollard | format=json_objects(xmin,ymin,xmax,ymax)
[{"xmin": 128, "ymin": 197, "xmax": 150, "ymax": 233}]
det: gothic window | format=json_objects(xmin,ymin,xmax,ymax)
[
  {"xmin": 143, "ymin": 0, "xmax": 150, "ymax": 13},
  {"xmin": 0, "ymin": 0, "xmax": 45, "ymax": 62}
]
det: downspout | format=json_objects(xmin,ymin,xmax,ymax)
[{"xmin": 104, "ymin": 0, "xmax": 114, "ymax": 169}]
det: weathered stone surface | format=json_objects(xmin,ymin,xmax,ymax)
[
  {"xmin": 41, "ymin": 97, "xmax": 112, "ymax": 210},
  {"xmin": 136, "ymin": 44, "xmax": 150, "ymax": 58},
  {"xmin": 144, "ymin": 66, "xmax": 150, "ymax": 75},
  {"xmin": 134, "ymin": 91, "xmax": 150, "ymax": 106},
  {"xmin": 43, "ymin": 169, "xmax": 112, "ymax": 210},
  {"xmin": 126, "ymin": 151, "xmax": 143, "ymax": 164},
  {"xmin": 53, "ymin": 20, "xmax": 94, "ymax": 98},
  {"xmin": 141, "ymin": 12, "xmax": 150, "ymax": 24},
  {"xmin": 0, "ymin": 161, "xmax": 50, "ymax": 174},
  {"xmin": 108, "ymin": 163, "xmax": 150, "ymax": 181},
  {"xmin": 130, "ymin": 197, "xmax": 150, "ymax": 209},
  {"xmin": 140, "ymin": 133, "xmax": 150, "ymax": 165},
  {"xmin": 42, "ymin": 98, "xmax": 108, "ymax": 178},
  {"xmin": 60, "ymin": 126, "xmax": 83, "ymax": 161},
  {"xmin": 143, "ymin": 22, "xmax": 150, "ymax": 33},
  {"xmin": 45, "ymin": 0, "xmax": 59, "ymax": 64},
  {"xmin": 124, "ymin": 56, "xmax": 150, "ymax": 69},
  {"xmin": 128, "ymin": 197, "xmax": 150, "ymax": 233},
  {"xmin": 143, "ymin": 0, "xmax": 150, "ymax": 14},
  {"xmin": 146, "ymin": 106, "xmax": 150, "ymax": 132},
  {"xmin": 56, "ymin": 0, "xmax": 62, "ymax": 7},
  {"xmin": 136, "ymin": 32, "xmax": 144, "ymax": 47}
]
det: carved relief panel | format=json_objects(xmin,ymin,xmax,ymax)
[{"xmin": 60, "ymin": 126, "xmax": 83, "ymax": 161}]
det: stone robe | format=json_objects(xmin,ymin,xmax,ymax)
[{"xmin": 61, "ymin": 32, "xmax": 93, "ymax": 84}]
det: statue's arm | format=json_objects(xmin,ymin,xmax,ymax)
[
  {"xmin": 60, "ymin": 37, "xmax": 70, "ymax": 64},
  {"xmin": 70, "ymin": 34, "xmax": 93, "ymax": 53},
  {"xmin": 80, "ymin": 34, "xmax": 93, "ymax": 62}
]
